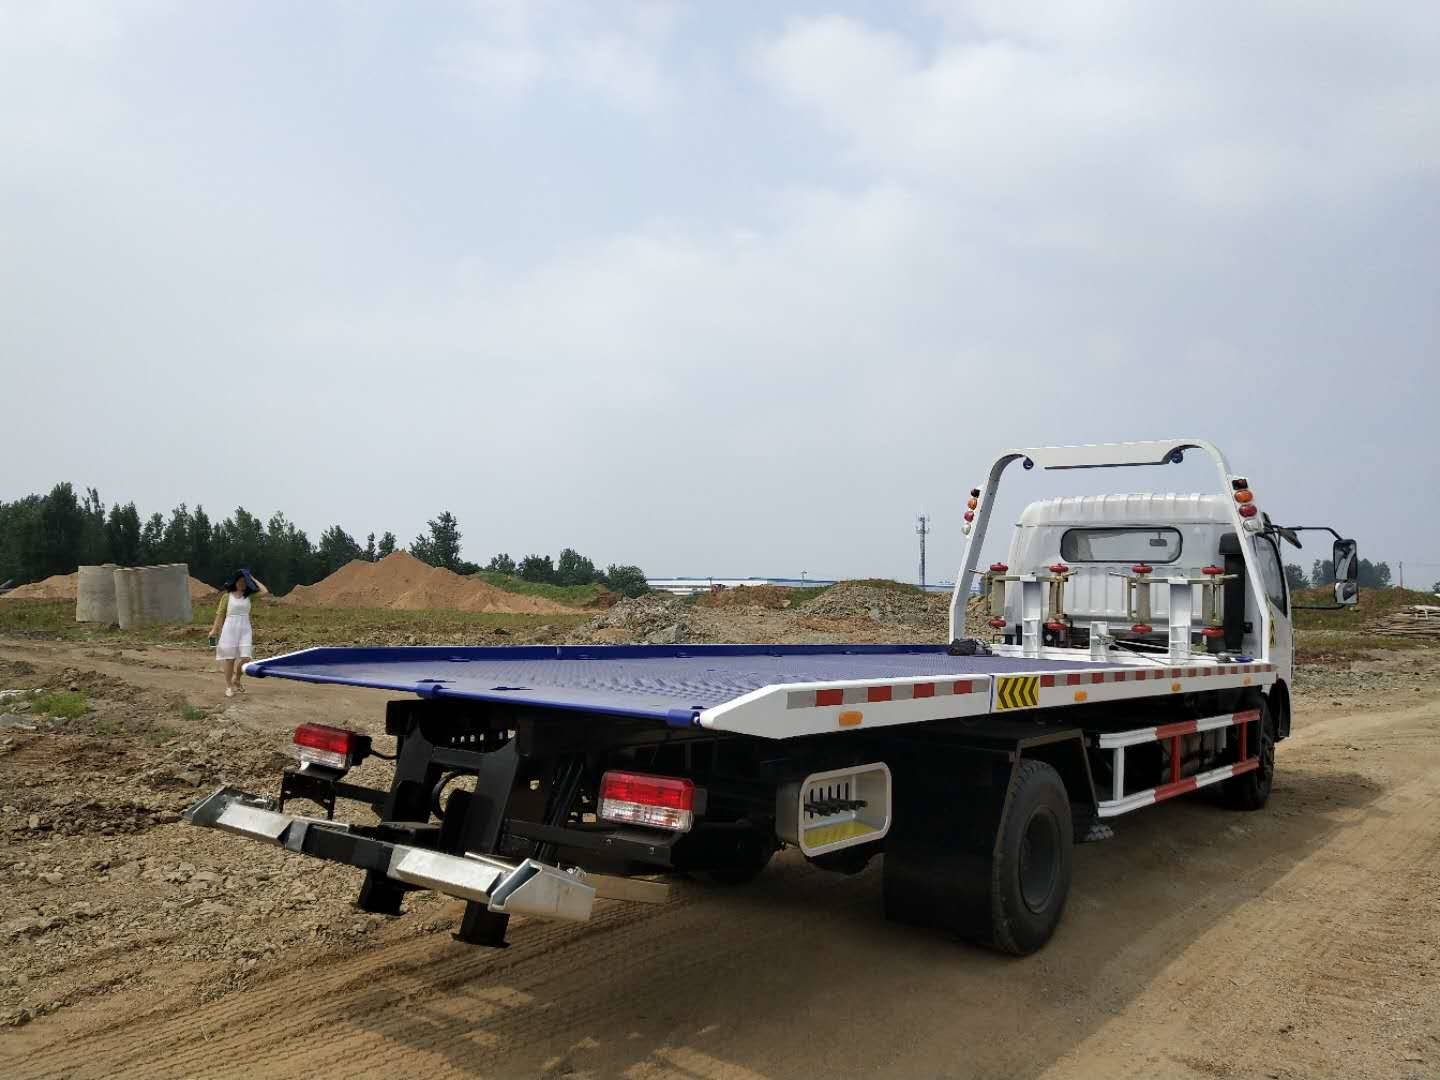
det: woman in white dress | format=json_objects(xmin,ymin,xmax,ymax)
[{"xmin": 208, "ymin": 569, "xmax": 269, "ymax": 697}]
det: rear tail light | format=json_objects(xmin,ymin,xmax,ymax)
[
  {"xmin": 292, "ymin": 723, "xmax": 370, "ymax": 771},
  {"xmin": 599, "ymin": 771, "xmax": 695, "ymax": 832},
  {"xmin": 1238, "ymin": 504, "xmax": 1258, "ymax": 518}
]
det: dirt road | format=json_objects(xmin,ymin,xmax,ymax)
[{"xmin": 2, "ymin": 638, "xmax": 1437, "ymax": 1078}]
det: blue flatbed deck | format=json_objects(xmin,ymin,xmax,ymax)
[{"xmin": 246, "ymin": 644, "xmax": 1108, "ymax": 727}]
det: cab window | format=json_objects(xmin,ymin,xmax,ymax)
[
  {"xmin": 1060, "ymin": 527, "xmax": 1182, "ymax": 563},
  {"xmin": 1253, "ymin": 536, "xmax": 1287, "ymax": 614}
]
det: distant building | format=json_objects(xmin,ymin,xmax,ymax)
[
  {"xmin": 646, "ymin": 576, "xmax": 837, "ymax": 596},
  {"xmin": 646, "ymin": 576, "xmax": 956, "ymax": 596}
]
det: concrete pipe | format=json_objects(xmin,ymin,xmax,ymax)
[
  {"xmin": 167, "ymin": 563, "xmax": 194, "ymax": 624},
  {"xmin": 76, "ymin": 564, "xmax": 118, "ymax": 624},
  {"xmin": 113, "ymin": 567, "xmax": 139, "ymax": 629}
]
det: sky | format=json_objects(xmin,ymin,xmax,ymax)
[{"xmin": 2, "ymin": 1, "xmax": 1438, "ymax": 585}]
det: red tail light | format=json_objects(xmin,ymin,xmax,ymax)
[
  {"xmin": 1238, "ymin": 504, "xmax": 1258, "ymax": 518},
  {"xmin": 599, "ymin": 771, "xmax": 695, "ymax": 832},
  {"xmin": 292, "ymin": 723, "xmax": 370, "ymax": 771}
]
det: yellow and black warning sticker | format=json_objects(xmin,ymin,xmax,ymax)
[{"xmin": 996, "ymin": 675, "xmax": 1040, "ymax": 710}]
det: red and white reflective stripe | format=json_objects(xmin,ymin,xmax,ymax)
[
  {"xmin": 1040, "ymin": 663, "xmax": 1272, "ymax": 688},
  {"xmin": 1096, "ymin": 708, "xmax": 1260, "ymax": 749},
  {"xmin": 786, "ymin": 680, "xmax": 984, "ymax": 710},
  {"xmin": 1098, "ymin": 757, "xmax": 1259, "ymax": 818}
]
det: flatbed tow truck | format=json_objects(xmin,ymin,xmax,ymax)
[{"xmin": 185, "ymin": 439, "xmax": 1360, "ymax": 954}]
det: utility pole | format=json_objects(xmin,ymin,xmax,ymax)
[
  {"xmin": 1399, "ymin": 561, "xmax": 1404, "ymax": 589},
  {"xmin": 916, "ymin": 514, "xmax": 931, "ymax": 592}
]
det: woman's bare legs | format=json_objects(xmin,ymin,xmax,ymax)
[
  {"xmin": 235, "ymin": 657, "xmax": 250, "ymax": 692},
  {"xmin": 223, "ymin": 658, "xmax": 237, "ymax": 695}
]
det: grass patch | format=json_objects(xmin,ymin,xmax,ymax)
[
  {"xmin": 1295, "ymin": 629, "xmax": 1432, "ymax": 664},
  {"xmin": 469, "ymin": 571, "xmax": 610, "ymax": 607},
  {"xmin": 1291, "ymin": 586, "xmax": 1440, "ymax": 631},
  {"xmin": 30, "ymin": 689, "xmax": 89, "ymax": 719},
  {"xmin": 179, "ymin": 704, "xmax": 206, "ymax": 722},
  {"xmin": 0, "ymin": 597, "xmax": 591, "ymax": 651},
  {"xmin": 92, "ymin": 716, "xmax": 124, "ymax": 736},
  {"xmin": 143, "ymin": 725, "xmax": 182, "ymax": 745}
]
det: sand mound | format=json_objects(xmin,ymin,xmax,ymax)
[
  {"xmin": 3, "ymin": 571, "xmax": 218, "ymax": 603},
  {"xmin": 282, "ymin": 551, "xmax": 575, "ymax": 614},
  {"xmin": 189, "ymin": 577, "xmax": 219, "ymax": 601},
  {"xmin": 2, "ymin": 572, "xmax": 80, "ymax": 600}
]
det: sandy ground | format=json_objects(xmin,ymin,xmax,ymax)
[{"xmin": 1, "ymin": 636, "xmax": 1437, "ymax": 1079}]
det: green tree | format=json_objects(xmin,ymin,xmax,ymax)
[
  {"xmin": 556, "ymin": 547, "xmax": 598, "ymax": 586},
  {"xmin": 317, "ymin": 525, "xmax": 364, "ymax": 576},
  {"xmin": 518, "ymin": 554, "xmax": 555, "ymax": 582},
  {"xmin": 411, "ymin": 511, "xmax": 463, "ymax": 572},
  {"xmin": 138, "ymin": 512, "xmax": 166, "ymax": 565},
  {"xmin": 105, "ymin": 502, "xmax": 142, "ymax": 566},
  {"xmin": 377, "ymin": 531, "xmax": 397, "ymax": 559},
  {"xmin": 602, "ymin": 564, "xmax": 649, "ymax": 598},
  {"xmin": 79, "ymin": 488, "xmax": 109, "ymax": 564},
  {"xmin": 486, "ymin": 553, "xmax": 516, "ymax": 575},
  {"xmin": 160, "ymin": 504, "xmax": 193, "ymax": 564},
  {"xmin": 364, "ymin": 533, "xmax": 377, "ymax": 561},
  {"xmin": 1284, "ymin": 563, "xmax": 1308, "ymax": 591},
  {"xmin": 189, "ymin": 506, "xmax": 214, "ymax": 583}
]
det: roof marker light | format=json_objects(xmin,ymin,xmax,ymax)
[
  {"xmin": 964, "ymin": 511, "xmax": 975, "ymax": 522},
  {"xmin": 1234, "ymin": 490, "xmax": 1254, "ymax": 504},
  {"xmin": 1238, "ymin": 504, "xmax": 1258, "ymax": 518},
  {"xmin": 967, "ymin": 497, "xmax": 978, "ymax": 510}
]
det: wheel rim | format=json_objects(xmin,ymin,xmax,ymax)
[
  {"xmin": 1019, "ymin": 807, "xmax": 1061, "ymax": 914},
  {"xmin": 1259, "ymin": 714, "xmax": 1276, "ymax": 783}
]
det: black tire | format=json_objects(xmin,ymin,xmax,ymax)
[
  {"xmin": 989, "ymin": 760, "xmax": 1073, "ymax": 955},
  {"xmin": 1222, "ymin": 699, "xmax": 1276, "ymax": 811}
]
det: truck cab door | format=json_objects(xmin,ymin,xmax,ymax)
[{"xmin": 1250, "ymin": 534, "xmax": 1293, "ymax": 681}]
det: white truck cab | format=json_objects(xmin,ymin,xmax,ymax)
[{"xmin": 950, "ymin": 439, "xmax": 1359, "ymax": 744}]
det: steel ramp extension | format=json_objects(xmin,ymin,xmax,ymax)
[{"xmin": 184, "ymin": 786, "xmax": 595, "ymax": 922}]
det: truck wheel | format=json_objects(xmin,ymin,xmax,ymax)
[
  {"xmin": 989, "ymin": 760, "xmax": 1073, "ymax": 955},
  {"xmin": 1221, "ymin": 700, "xmax": 1276, "ymax": 811},
  {"xmin": 882, "ymin": 757, "xmax": 1072, "ymax": 956}
]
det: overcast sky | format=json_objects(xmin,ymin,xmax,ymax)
[{"xmin": 3, "ymin": 1, "xmax": 1438, "ymax": 585}]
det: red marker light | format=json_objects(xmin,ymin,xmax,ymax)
[
  {"xmin": 599, "ymin": 771, "xmax": 695, "ymax": 832},
  {"xmin": 1238, "ymin": 504, "xmax": 1258, "ymax": 518}
]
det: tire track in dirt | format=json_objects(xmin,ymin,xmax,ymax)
[{"xmin": 6, "ymin": 693, "xmax": 1438, "ymax": 1079}]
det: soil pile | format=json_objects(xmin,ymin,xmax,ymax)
[
  {"xmin": 2, "ymin": 574, "xmax": 80, "ymax": 600},
  {"xmin": 281, "ymin": 552, "xmax": 573, "ymax": 614},
  {"xmin": 693, "ymin": 585, "xmax": 792, "ymax": 610},
  {"xmin": 3, "ymin": 573, "xmax": 216, "ymax": 603},
  {"xmin": 804, "ymin": 582, "xmax": 934, "ymax": 625},
  {"xmin": 188, "ymin": 578, "xmax": 219, "ymax": 601},
  {"xmin": 573, "ymin": 593, "xmax": 690, "ymax": 644}
]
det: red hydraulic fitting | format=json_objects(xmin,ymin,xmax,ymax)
[
  {"xmin": 1202, "ymin": 565, "xmax": 1225, "ymax": 576},
  {"xmin": 1045, "ymin": 621, "xmax": 1065, "ymax": 632},
  {"xmin": 987, "ymin": 617, "xmax": 1007, "ymax": 629},
  {"xmin": 1131, "ymin": 564, "xmax": 1153, "ymax": 575},
  {"xmin": 1131, "ymin": 623, "xmax": 1153, "ymax": 634},
  {"xmin": 989, "ymin": 562, "xmax": 1009, "ymax": 573},
  {"xmin": 1048, "ymin": 563, "xmax": 1069, "ymax": 574},
  {"xmin": 1200, "ymin": 627, "xmax": 1225, "ymax": 638}
]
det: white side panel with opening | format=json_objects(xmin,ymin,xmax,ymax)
[{"xmin": 776, "ymin": 763, "xmax": 892, "ymax": 857}]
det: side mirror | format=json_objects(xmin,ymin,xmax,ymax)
[{"xmin": 1333, "ymin": 539, "xmax": 1359, "ymax": 606}]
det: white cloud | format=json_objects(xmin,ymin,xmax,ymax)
[
  {"xmin": 754, "ymin": 6, "xmax": 1440, "ymax": 214},
  {"xmin": 443, "ymin": 0, "xmax": 677, "ymax": 110}
]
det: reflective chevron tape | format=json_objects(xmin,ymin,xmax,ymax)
[
  {"xmin": 785, "ymin": 680, "xmax": 982, "ymax": 710},
  {"xmin": 995, "ymin": 674, "xmax": 1040, "ymax": 710}
]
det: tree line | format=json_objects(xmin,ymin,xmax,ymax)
[{"xmin": 0, "ymin": 484, "xmax": 648, "ymax": 598}]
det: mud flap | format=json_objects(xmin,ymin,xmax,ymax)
[{"xmin": 882, "ymin": 749, "xmax": 1015, "ymax": 946}]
